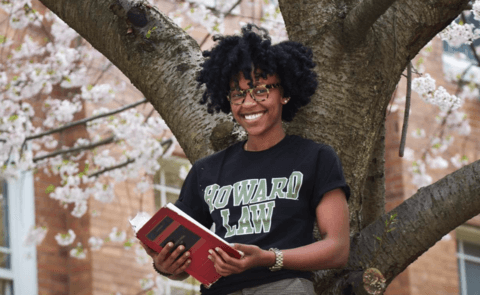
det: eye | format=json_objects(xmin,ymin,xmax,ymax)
[
  {"xmin": 254, "ymin": 87, "xmax": 268, "ymax": 96},
  {"xmin": 230, "ymin": 91, "xmax": 244, "ymax": 99}
]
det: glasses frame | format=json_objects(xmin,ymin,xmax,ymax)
[{"xmin": 227, "ymin": 83, "xmax": 281, "ymax": 105}]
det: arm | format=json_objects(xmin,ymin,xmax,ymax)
[{"xmin": 209, "ymin": 188, "xmax": 350, "ymax": 275}]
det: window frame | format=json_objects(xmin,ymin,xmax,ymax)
[
  {"xmin": 0, "ymin": 172, "xmax": 38, "ymax": 294},
  {"xmin": 456, "ymin": 225, "xmax": 480, "ymax": 295}
]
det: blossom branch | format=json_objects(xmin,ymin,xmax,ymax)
[
  {"xmin": 399, "ymin": 62, "xmax": 412, "ymax": 157},
  {"xmin": 87, "ymin": 157, "xmax": 135, "ymax": 178},
  {"xmin": 33, "ymin": 135, "xmax": 115, "ymax": 163},
  {"xmin": 25, "ymin": 98, "xmax": 148, "ymax": 142},
  {"xmin": 87, "ymin": 138, "xmax": 173, "ymax": 178},
  {"xmin": 199, "ymin": 0, "xmax": 243, "ymax": 47},
  {"xmin": 343, "ymin": 0, "xmax": 398, "ymax": 47}
]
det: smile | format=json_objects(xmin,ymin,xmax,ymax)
[{"xmin": 243, "ymin": 112, "xmax": 265, "ymax": 121}]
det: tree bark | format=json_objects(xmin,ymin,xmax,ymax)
[{"xmin": 38, "ymin": 0, "xmax": 234, "ymax": 163}]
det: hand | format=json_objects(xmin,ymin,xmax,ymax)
[
  {"xmin": 139, "ymin": 241, "xmax": 191, "ymax": 276},
  {"xmin": 208, "ymin": 243, "xmax": 271, "ymax": 277}
]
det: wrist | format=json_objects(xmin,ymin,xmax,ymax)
[
  {"xmin": 262, "ymin": 249, "xmax": 276, "ymax": 267},
  {"xmin": 152, "ymin": 262, "xmax": 172, "ymax": 277}
]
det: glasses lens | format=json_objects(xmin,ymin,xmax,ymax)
[
  {"xmin": 252, "ymin": 86, "xmax": 268, "ymax": 101},
  {"xmin": 229, "ymin": 90, "xmax": 245, "ymax": 104}
]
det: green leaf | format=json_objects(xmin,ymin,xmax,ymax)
[
  {"xmin": 375, "ymin": 236, "xmax": 382, "ymax": 241},
  {"xmin": 8, "ymin": 114, "xmax": 18, "ymax": 122},
  {"xmin": 45, "ymin": 184, "xmax": 56, "ymax": 194},
  {"xmin": 387, "ymin": 228, "xmax": 396, "ymax": 233}
]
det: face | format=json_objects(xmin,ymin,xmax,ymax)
[{"xmin": 229, "ymin": 71, "xmax": 287, "ymax": 140}]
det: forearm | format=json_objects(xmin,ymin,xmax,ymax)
[{"xmin": 262, "ymin": 239, "xmax": 349, "ymax": 271}]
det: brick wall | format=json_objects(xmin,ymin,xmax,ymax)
[{"xmin": 384, "ymin": 37, "xmax": 480, "ymax": 295}]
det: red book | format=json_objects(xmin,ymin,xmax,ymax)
[{"xmin": 132, "ymin": 203, "xmax": 243, "ymax": 288}]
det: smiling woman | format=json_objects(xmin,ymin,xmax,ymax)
[{"xmin": 140, "ymin": 24, "xmax": 351, "ymax": 295}]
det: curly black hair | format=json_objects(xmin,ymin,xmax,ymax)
[{"xmin": 197, "ymin": 24, "xmax": 318, "ymax": 122}]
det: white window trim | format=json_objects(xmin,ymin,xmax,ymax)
[
  {"xmin": 456, "ymin": 226, "xmax": 480, "ymax": 295},
  {"xmin": 3, "ymin": 171, "xmax": 38, "ymax": 295}
]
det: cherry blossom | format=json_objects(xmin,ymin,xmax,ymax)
[
  {"xmin": 70, "ymin": 243, "xmax": 87, "ymax": 259},
  {"xmin": 23, "ymin": 226, "xmax": 48, "ymax": 247},
  {"xmin": 88, "ymin": 236, "xmax": 104, "ymax": 251},
  {"xmin": 109, "ymin": 227, "xmax": 127, "ymax": 243},
  {"xmin": 55, "ymin": 229, "xmax": 76, "ymax": 246}
]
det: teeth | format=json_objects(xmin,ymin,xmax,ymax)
[{"xmin": 244, "ymin": 113, "xmax": 263, "ymax": 120}]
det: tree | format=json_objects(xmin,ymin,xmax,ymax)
[{"xmin": 3, "ymin": 0, "xmax": 480, "ymax": 293}]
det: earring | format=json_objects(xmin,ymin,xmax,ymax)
[{"xmin": 283, "ymin": 99, "xmax": 289, "ymax": 104}]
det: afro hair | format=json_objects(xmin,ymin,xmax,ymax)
[{"xmin": 197, "ymin": 24, "xmax": 318, "ymax": 122}]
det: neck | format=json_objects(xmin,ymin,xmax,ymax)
[{"xmin": 245, "ymin": 129, "xmax": 286, "ymax": 152}]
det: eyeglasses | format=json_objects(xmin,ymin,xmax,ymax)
[{"xmin": 227, "ymin": 83, "xmax": 281, "ymax": 105}]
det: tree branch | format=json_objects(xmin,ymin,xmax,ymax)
[
  {"xmin": 38, "ymin": 0, "xmax": 231, "ymax": 163},
  {"xmin": 348, "ymin": 159, "xmax": 480, "ymax": 284},
  {"xmin": 25, "ymin": 98, "xmax": 148, "ymax": 142},
  {"xmin": 33, "ymin": 136, "xmax": 115, "ymax": 163},
  {"xmin": 343, "ymin": 0, "xmax": 398, "ymax": 47}
]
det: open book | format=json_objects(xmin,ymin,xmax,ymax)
[{"xmin": 130, "ymin": 203, "xmax": 243, "ymax": 288}]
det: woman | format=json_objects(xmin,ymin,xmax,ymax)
[{"xmin": 142, "ymin": 24, "xmax": 350, "ymax": 295}]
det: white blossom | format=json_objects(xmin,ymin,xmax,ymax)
[
  {"xmin": 439, "ymin": 22, "xmax": 480, "ymax": 48},
  {"xmin": 23, "ymin": 226, "xmax": 48, "ymax": 247},
  {"xmin": 140, "ymin": 277, "xmax": 155, "ymax": 290},
  {"xmin": 71, "ymin": 201, "xmax": 88, "ymax": 218},
  {"xmin": 135, "ymin": 244, "xmax": 151, "ymax": 265},
  {"xmin": 109, "ymin": 227, "xmax": 127, "ymax": 242},
  {"xmin": 55, "ymin": 229, "xmax": 76, "ymax": 246},
  {"xmin": 411, "ymin": 128, "xmax": 426, "ymax": 139},
  {"xmin": 473, "ymin": 0, "xmax": 480, "ymax": 21},
  {"xmin": 70, "ymin": 242, "xmax": 87, "ymax": 259},
  {"xmin": 88, "ymin": 236, "xmax": 104, "ymax": 251},
  {"xmin": 426, "ymin": 154, "xmax": 449, "ymax": 169},
  {"xmin": 451, "ymin": 154, "xmax": 469, "ymax": 168}
]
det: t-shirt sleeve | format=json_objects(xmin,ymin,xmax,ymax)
[
  {"xmin": 174, "ymin": 163, "xmax": 213, "ymax": 229},
  {"xmin": 310, "ymin": 145, "xmax": 350, "ymax": 212}
]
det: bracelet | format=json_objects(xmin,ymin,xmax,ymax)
[
  {"xmin": 268, "ymin": 248, "xmax": 283, "ymax": 272},
  {"xmin": 153, "ymin": 262, "xmax": 173, "ymax": 277}
]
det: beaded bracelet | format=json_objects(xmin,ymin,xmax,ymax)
[{"xmin": 153, "ymin": 262, "xmax": 173, "ymax": 277}]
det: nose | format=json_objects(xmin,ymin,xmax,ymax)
[{"xmin": 243, "ymin": 91, "xmax": 257, "ymax": 106}]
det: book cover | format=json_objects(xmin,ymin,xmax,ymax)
[{"xmin": 131, "ymin": 203, "xmax": 243, "ymax": 288}]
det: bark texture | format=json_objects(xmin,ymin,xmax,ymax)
[
  {"xmin": 38, "ymin": 0, "xmax": 479, "ymax": 293},
  {"xmin": 38, "ymin": 0, "xmax": 234, "ymax": 163}
]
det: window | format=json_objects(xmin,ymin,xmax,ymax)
[
  {"xmin": 456, "ymin": 226, "xmax": 480, "ymax": 295},
  {"xmin": 0, "ymin": 172, "xmax": 38, "ymax": 295}
]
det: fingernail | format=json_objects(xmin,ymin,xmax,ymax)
[
  {"xmin": 187, "ymin": 259, "xmax": 191, "ymax": 264},
  {"xmin": 215, "ymin": 247, "xmax": 220, "ymax": 252},
  {"xmin": 168, "ymin": 242, "xmax": 173, "ymax": 247},
  {"xmin": 208, "ymin": 249, "xmax": 213, "ymax": 254},
  {"xmin": 185, "ymin": 252, "xmax": 190, "ymax": 257},
  {"xmin": 179, "ymin": 245, "xmax": 185, "ymax": 250},
  {"xmin": 208, "ymin": 255, "xmax": 212, "ymax": 260}
]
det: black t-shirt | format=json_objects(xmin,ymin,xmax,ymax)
[{"xmin": 175, "ymin": 135, "xmax": 350, "ymax": 295}]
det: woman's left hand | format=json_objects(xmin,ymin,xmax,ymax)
[{"xmin": 208, "ymin": 243, "xmax": 271, "ymax": 277}]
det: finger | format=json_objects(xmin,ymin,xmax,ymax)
[
  {"xmin": 209, "ymin": 249, "xmax": 237, "ymax": 273},
  {"xmin": 171, "ymin": 248, "xmax": 191, "ymax": 271},
  {"xmin": 172, "ymin": 256, "xmax": 191, "ymax": 276},
  {"xmin": 165, "ymin": 244, "xmax": 187, "ymax": 267},
  {"xmin": 155, "ymin": 242, "xmax": 175, "ymax": 265},
  {"xmin": 214, "ymin": 247, "xmax": 240, "ymax": 266}
]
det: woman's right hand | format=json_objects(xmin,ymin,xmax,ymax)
[{"xmin": 140, "ymin": 241, "xmax": 191, "ymax": 277}]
